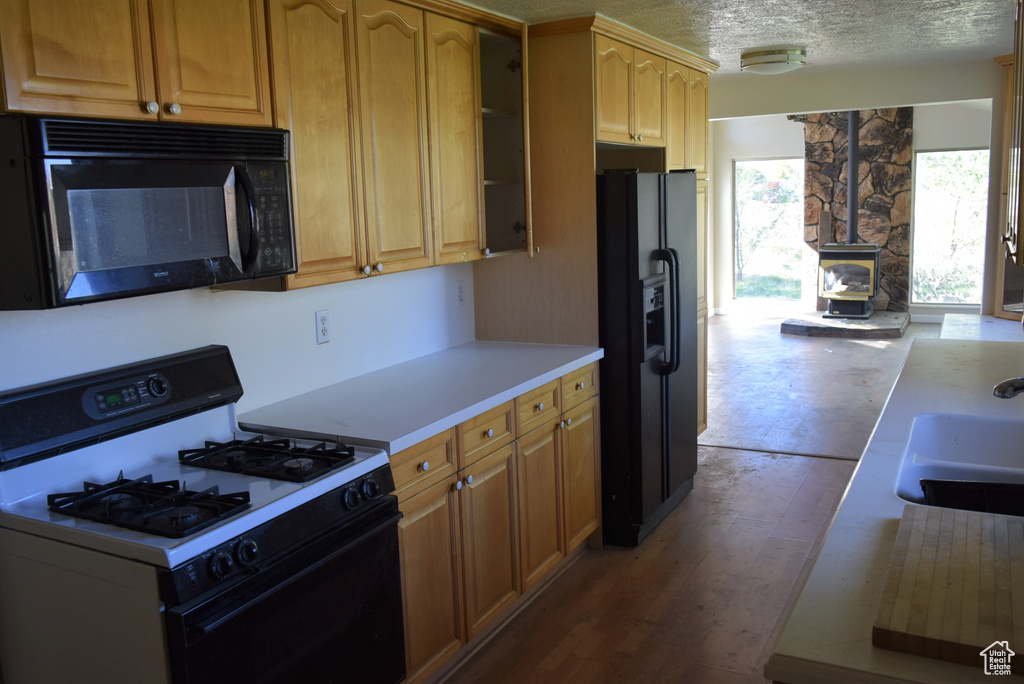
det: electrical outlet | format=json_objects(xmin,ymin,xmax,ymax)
[
  {"xmin": 315, "ymin": 309, "xmax": 330, "ymax": 344},
  {"xmin": 455, "ymin": 280, "xmax": 465, "ymax": 307}
]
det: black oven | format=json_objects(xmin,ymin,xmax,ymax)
[
  {"xmin": 0, "ymin": 115, "xmax": 296, "ymax": 310},
  {"xmin": 164, "ymin": 486, "xmax": 406, "ymax": 684}
]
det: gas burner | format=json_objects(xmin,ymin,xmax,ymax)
[
  {"xmin": 179, "ymin": 435, "xmax": 356, "ymax": 482},
  {"xmin": 47, "ymin": 473, "xmax": 251, "ymax": 539}
]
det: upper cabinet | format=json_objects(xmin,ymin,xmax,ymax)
[
  {"xmin": 356, "ymin": 0, "xmax": 434, "ymax": 276},
  {"xmin": 665, "ymin": 61, "xmax": 708, "ymax": 177},
  {"xmin": 594, "ymin": 34, "xmax": 665, "ymax": 147},
  {"xmin": 0, "ymin": 0, "xmax": 272, "ymax": 126}
]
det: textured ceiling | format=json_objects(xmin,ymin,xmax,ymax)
[{"xmin": 470, "ymin": 0, "xmax": 1016, "ymax": 75}]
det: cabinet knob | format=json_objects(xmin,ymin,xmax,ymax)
[
  {"xmin": 637, "ymin": 134, "xmax": 643, "ymax": 142},
  {"xmin": 560, "ymin": 420, "xmax": 565, "ymax": 429},
  {"xmin": 483, "ymin": 247, "xmax": 491, "ymax": 256},
  {"xmin": 362, "ymin": 265, "xmax": 372, "ymax": 275},
  {"xmin": 455, "ymin": 480, "xmax": 462, "ymax": 491},
  {"xmin": 537, "ymin": 402, "xmax": 544, "ymax": 412},
  {"xmin": 420, "ymin": 461, "xmax": 429, "ymax": 472},
  {"xmin": 375, "ymin": 262, "xmax": 384, "ymax": 273},
  {"xmin": 578, "ymin": 382, "xmax": 585, "ymax": 390},
  {"xmin": 486, "ymin": 428, "xmax": 494, "ymax": 438},
  {"xmin": 144, "ymin": 101, "xmax": 159, "ymax": 115},
  {"xmin": 167, "ymin": 102, "xmax": 182, "ymax": 116},
  {"xmin": 566, "ymin": 418, "xmax": 573, "ymax": 427},
  {"xmin": 466, "ymin": 475, "xmax": 473, "ymax": 485}
]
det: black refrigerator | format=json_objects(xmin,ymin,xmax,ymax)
[{"xmin": 596, "ymin": 168, "xmax": 698, "ymax": 547}]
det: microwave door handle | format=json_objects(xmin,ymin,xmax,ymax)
[{"xmin": 235, "ymin": 165, "xmax": 259, "ymax": 271}]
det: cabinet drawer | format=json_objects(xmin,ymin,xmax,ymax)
[
  {"xmin": 458, "ymin": 401, "xmax": 515, "ymax": 468},
  {"xmin": 561, "ymin": 363, "xmax": 599, "ymax": 411},
  {"xmin": 391, "ymin": 429, "xmax": 457, "ymax": 498},
  {"xmin": 516, "ymin": 380, "xmax": 560, "ymax": 436}
]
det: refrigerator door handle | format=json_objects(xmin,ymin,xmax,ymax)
[
  {"xmin": 653, "ymin": 248, "xmax": 681, "ymax": 376},
  {"xmin": 668, "ymin": 247, "xmax": 682, "ymax": 375}
]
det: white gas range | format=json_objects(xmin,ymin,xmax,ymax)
[{"xmin": 0, "ymin": 346, "xmax": 406, "ymax": 684}]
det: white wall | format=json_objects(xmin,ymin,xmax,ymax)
[{"xmin": 0, "ymin": 264, "xmax": 476, "ymax": 412}]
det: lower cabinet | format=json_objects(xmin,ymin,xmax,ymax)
[{"xmin": 393, "ymin": 364, "xmax": 601, "ymax": 683}]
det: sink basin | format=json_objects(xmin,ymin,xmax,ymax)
[{"xmin": 895, "ymin": 413, "xmax": 1024, "ymax": 504}]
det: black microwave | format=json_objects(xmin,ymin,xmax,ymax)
[{"xmin": 0, "ymin": 115, "xmax": 296, "ymax": 309}]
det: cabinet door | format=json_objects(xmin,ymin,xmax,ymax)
[
  {"xmin": 685, "ymin": 68, "xmax": 709, "ymax": 177},
  {"xmin": 632, "ymin": 48, "xmax": 665, "ymax": 147},
  {"xmin": 561, "ymin": 396, "xmax": 600, "ymax": 552},
  {"xmin": 398, "ymin": 476, "xmax": 465, "ymax": 684},
  {"xmin": 593, "ymin": 33, "xmax": 632, "ymax": 144},
  {"xmin": 0, "ymin": 0, "xmax": 156, "ymax": 119},
  {"xmin": 460, "ymin": 444, "xmax": 520, "ymax": 638},
  {"xmin": 268, "ymin": 0, "xmax": 365, "ymax": 288},
  {"xmin": 150, "ymin": 0, "xmax": 272, "ymax": 125},
  {"xmin": 426, "ymin": 14, "xmax": 485, "ymax": 265},
  {"xmin": 665, "ymin": 61, "xmax": 689, "ymax": 169},
  {"xmin": 516, "ymin": 421, "xmax": 564, "ymax": 590},
  {"xmin": 356, "ymin": 0, "xmax": 433, "ymax": 275}
]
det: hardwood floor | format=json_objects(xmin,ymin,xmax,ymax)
[{"xmin": 443, "ymin": 308, "xmax": 921, "ymax": 683}]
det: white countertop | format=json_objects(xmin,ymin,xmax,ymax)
[
  {"xmin": 766, "ymin": 338, "xmax": 1024, "ymax": 683},
  {"xmin": 239, "ymin": 340, "xmax": 603, "ymax": 454},
  {"xmin": 940, "ymin": 314, "xmax": 1024, "ymax": 342}
]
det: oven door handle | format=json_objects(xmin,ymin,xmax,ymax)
[
  {"xmin": 181, "ymin": 508, "xmax": 402, "ymax": 640},
  {"xmin": 235, "ymin": 164, "xmax": 259, "ymax": 273}
]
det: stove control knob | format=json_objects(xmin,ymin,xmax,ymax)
[
  {"xmin": 362, "ymin": 478, "xmax": 381, "ymax": 500},
  {"xmin": 209, "ymin": 551, "xmax": 234, "ymax": 580},
  {"xmin": 236, "ymin": 539, "xmax": 259, "ymax": 567},
  {"xmin": 343, "ymin": 487, "xmax": 361, "ymax": 510},
  {"xmin": 147, "ymin": 375, "xmax": 169, "ymax": 397}
]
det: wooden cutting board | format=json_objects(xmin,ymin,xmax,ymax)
[{"xmin": 873, "ymin": 504, "xmax": 1024, "ymax": 670}]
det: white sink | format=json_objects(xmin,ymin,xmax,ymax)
[{"xmin": 894, "ymin": 413, "xmax": 1024, "ymax": 503}]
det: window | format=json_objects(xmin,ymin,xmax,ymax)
[
  {"xmin": 911, "ymin": 149, "xmax": 989, "ymax": 304},
  {"xmin": 733, "ymin": 159, "xmax": 805, "ymax": 299}
]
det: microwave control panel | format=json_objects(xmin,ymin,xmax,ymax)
[{"xmin": 246, "ymin": 161, "xmax": 294, "ymax": 276}]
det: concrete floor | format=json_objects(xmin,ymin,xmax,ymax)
[{"xmin": 699, "ymin": 311, "xmax": 940, "ymax": 460}]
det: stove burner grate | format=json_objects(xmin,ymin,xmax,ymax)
[
  {"xmin": 178, "ymin": 435, "xmax": 355, "ymax": 482},
  {"xmin": 47, "ymin": 473, "xmax": 251, "ymax": 538}
]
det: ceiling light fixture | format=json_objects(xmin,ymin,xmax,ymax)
[{"xmin": 740, "ymin": 48, "xmax": 807, "ymax": 75}]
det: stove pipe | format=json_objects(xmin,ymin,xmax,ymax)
[{"xmin": 847, "ymin": 110, "xmax": 859, "ymax": 244}]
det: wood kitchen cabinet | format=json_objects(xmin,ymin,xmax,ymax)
[
  {"xmin": 516, "ymin": 416, "xmax": 564, "ymax": 590},
  {"xmin": 594, "ymin": 33, "xmax": 666, "ymax": 147},
  {"xmin": 559, "ymin": 385, "xmax": 600, "ymax": 551},
  {"xmin": 266, "ymin": 0, "xmax": 366, "ymax": 288},
  {"xmin": 665, "ymin": 61, "xmax": 709, "ymax": 177},
  {"xmin": 0, "ymin": 0, "xmax": 272, "ymax": 126}
]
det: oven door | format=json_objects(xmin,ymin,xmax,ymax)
[
  {"xmin": 164, "ymin": 499, "xmax": 406, "ymax": 684},
  {"xmin": 44, "ymin": 159, "xmax": 267, "ymax": 306}
]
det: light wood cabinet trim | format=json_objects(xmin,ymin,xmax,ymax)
[
  {"xmin": 697, "ymin": 311, "xmax": 707, "ymax": 434},
  {"xmin": 521, "ymin": 23, "xmax": 535, "ymax": 257},
  {"xmin": 515, "ymin": 379, "xmax": 560, "ymax": 435},
  {"xmin": 560, "ymin": 362, "xmax": 598, "ymax": 412},
  {"xmin": 459, "ymin": 443, "xmax": 521, "ymax": 638},
  {"xmin": 0, "ymin": 0, "xmax": 157, "ymax": 118},
  {"xmin": 457, "ymin": 400, "xmax": 515, "ymax": 468},
  {"xmin": 268, "ymin": 0, "xmax": 367, "ymax": 289},
  {"xmin": 696, "ymin": 179, "xmax": 708, "ymax": 310},
  {"xmin": 561, "ymin": 395, "xmax": 600, "ymax": 551},
  {"xmin": 149, "ymin": 0, "xmax": 273, "ymax": 126},
  {"xmin": 355, "ymin": 0, "xmax": 434, "ymax": 274},
  {"xmin": 426, "ymin": 13, "xmax": 486, "ymax": 265},
  {"xmin": 528, "ymin": 15, "xmax": 718, "ymax": 74},
  {"xmin": 398, "ymin": 474, "xmax": 466, "ymax": 682},
  {"xmin": 392, "ymin": 428, "xmax": 458, "ymax": 498},
  {"xmin": 396, "ymin": 0, "xmax": 521, "ymax": 36},
  {"xmin": 516, "ymin": 421, "xmax": 564, "ymax": 590}
]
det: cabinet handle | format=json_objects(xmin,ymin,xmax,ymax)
[
  {"xmin": 167, "ymin": 102, "xmax": 182, "ymax": 116},
  {"xmin": 578, "ymin": 382, "xmax": 585, "ymax": 390},
  {"xmin": 466, "ymin": 475, "xmax": 473, "ymax": 485},
  {"xmin": 455, "ymin": 480, "xmax": 462, "ymax": 491},
  {"xmin": 420, "ymin": 461, "xmax": 429, "ymax": 472},
  {"xmin": 144, "ymin": 101, "xmax": 159, "ymax": 115},
  {"xmin": 375, "ymin": 262, "xmax": 384, "ymax": 273},
  {"xmin": 537, "ymin": 402, "xmax": 544, "ymax": 412},
  {"xmin": 486, "ymin": 428, "xmax": 494, "ymax": 438},
  {"xmin": 362, "ymin": 265, "xmax": 372, "ymax": 275},
  {"xmin": 566, "ymin": 418, "xmax": 573, "ymax": 427}
]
